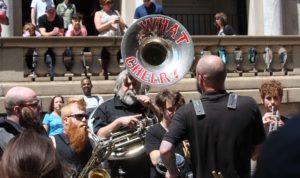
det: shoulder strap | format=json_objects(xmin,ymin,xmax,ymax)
[
  {"xmin": 114, "ymin": 10, "xmax": 120, "ymax": 17},
  {"xmin": 57, "ymin": 133, "xmax": 70, "ymax": 145},
  {"xmin": 191, "ymin": 92, "xmax": 238, "ymax": 117},
  {"xmin": 227, "ymin": 93, "xmax": 238, "ymax": 109},
  {"xmin": 191, "ymin": 99, "xmax": 205, "ymax": 116}
]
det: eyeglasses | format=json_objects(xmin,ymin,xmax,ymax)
[
  {"xmin": 21, "ymin": 100, "xmax": 41, "ymax": 108},
  {"xmin": 68, "ymin": 113, "xmax": 88, "ymax": 121}
]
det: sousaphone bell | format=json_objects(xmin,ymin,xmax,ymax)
[{"xmin": 121, "ymin": 15, "xmax": 194, "ymax": 87}]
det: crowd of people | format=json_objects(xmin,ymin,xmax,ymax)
[
  {"xmin": 22, "ymin": 0, "xmax": 164, "ymax": 38},
  {"xmin": 1, "ymin": 1, "xmax": 299, "ymax": 178},
  {"xmin": 0, "ymin": 54, "xmax": 299, "ymax": 178},
  {"xmin": 2, "ymin": 0, "xmax": 238, "ymax": 37}
]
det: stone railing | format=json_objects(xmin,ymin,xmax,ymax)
[
  {"xmin": 1, "ymin": 36, "xmax": 300, "ymax": 81},
  {"xmin": 1, "ymin": 36, "xmax": 300, "ymax": 115}
]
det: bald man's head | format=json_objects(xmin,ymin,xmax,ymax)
[
  {"xmin": 4, "ymin": 87, "xmax": 39, "ymax": 117},
  {"xmin": 196, "ymin": 55, "xmax": 227, "ymax": 90}
]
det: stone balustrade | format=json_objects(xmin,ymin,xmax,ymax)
[{"xmin": 1, "ymin": 36, "xmax": 300, "ymax": 115}]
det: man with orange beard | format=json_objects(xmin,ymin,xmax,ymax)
[{"xmin": 50, "ymin": 97, "xmax": 93, "ymax": 177}]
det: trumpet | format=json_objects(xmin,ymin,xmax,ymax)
[{"xmin": 268, "ymin": 106, "xmax": 279, "ymax": 134}]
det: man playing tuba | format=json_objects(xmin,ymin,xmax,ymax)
[{"xmin": 92, "ymin": 70, "xmax": 160, "ymax": 178}]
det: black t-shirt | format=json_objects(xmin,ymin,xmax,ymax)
[
  {"xmin": 38, "ymin": 14, "xmax": 63, "ymax": 32},
  {"xmin": 92, "ymin": 96, "xmax": 148, "ymax": 134},
  {"xmin": 92, "ymin": 96, "xmax": 150, "ymax": 178},
  {"xmin": 145, "ymin": 123, "xmax": 189, "ymax": 178},
  {"xmin": 163, "ymin": 91, "xmax": 266, "ymax": 178}
]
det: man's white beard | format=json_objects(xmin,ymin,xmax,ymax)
[{"xmin": 117, "ymin": 89, "xmax": 137, "ymax": 105}]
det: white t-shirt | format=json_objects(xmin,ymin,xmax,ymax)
[
  {"xmin": 84, "ymin": 95, "xmax": 104, "ymax": 113},
  {"xmin": 31, "ymin": 0, "xmax": 54, "ymax": 25}
]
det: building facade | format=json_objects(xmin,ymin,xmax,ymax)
[{"xmin": 2, "ymin": 0, "xmax": 300, "ymax": 37}]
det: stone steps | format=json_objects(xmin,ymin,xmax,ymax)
[{"xmin": 1, "ymin": 75, "xmax": 300, "ymax": 116}]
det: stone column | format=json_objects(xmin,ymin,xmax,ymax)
[
  {"xmin": 263, "ymin": 0, "xmax": 283, "ymax": 35},
  {"xmin": 121, "ymin": 0, "xmax": 143, "ymax": 27},
  {"xmin": 2, "ymin": 0, "xmax": 22, "ymax": 37},
  {"xmin": 248, "ymin": 0, "xmax": 264, "ymax": 35}
]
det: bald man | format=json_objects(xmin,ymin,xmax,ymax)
[
  {"xmin": 160, "ymin": 55, "xmax": 265, "ymax": 178},
  {"xmin": 0, "ymin": 86, "xmax": 44, "ymax": 156}
]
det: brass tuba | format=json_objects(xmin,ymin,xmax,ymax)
[{"xmin": 121, "ymin": 15, "xmax": 194, "ymax": 87}]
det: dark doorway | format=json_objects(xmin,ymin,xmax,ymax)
[
  {"xmin": 236, "ymin": 0, "xmax": 247, "ymax": 35},
  {"xmin": 72, "ymin": 0, "xmax": 100, "ymax": 36}
]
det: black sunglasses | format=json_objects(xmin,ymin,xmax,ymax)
[{"xmin": 68, "ymin": 113, "xmax": 88, "ymax": 121}]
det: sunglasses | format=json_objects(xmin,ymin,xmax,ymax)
[{"xmin": 68, "ymin": 113, "xmax": 88, "ymax": 121}]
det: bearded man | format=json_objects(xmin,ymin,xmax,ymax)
[
  {"xmin": 92, "ymin": 70, "xmax": 158, "ymax": 178},
  {"xmin": 50, "ymin": 97, "xmax": 93, "ymax": 177}
]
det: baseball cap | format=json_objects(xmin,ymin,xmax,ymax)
[{"xmin": 45, "ymin": 4, "xmax": 55, "ymax": 12}]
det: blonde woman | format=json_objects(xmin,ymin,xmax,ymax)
[{"xmin": 94, "ymin": 0, "xmax": 126, "ymax": 36}]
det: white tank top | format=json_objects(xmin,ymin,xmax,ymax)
[{"xmin": 98, "ymin": 10, "xmax": 122, "ymax": 36}]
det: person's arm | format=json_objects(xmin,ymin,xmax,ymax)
[
  {"xmin": 31, "ymin": 7, "xmax": 36, "ymax": 26},
  {"xmin": 96, "ymin": 114, "xmax": 141, "ymax": 138},
  {"xmin": 149, "ymin": 150, "xmax": 161, "ymax": 165},
  {"xmin": 65, "ymin": 25, "xmax": 73, "ymax": 37},
  {"xmin": 39, "ymin": 27, "xmax": 60, "ymax": 36},
  {"xmin": 160, "ymin": 140, "xmax": 180, "ymax": 178},
  {"xmin": 49, "ymin": 135, "xmax": 56, "ymax": 148},
  {"xmin": 114, "ymin": 10, "xmax": 127, "ymax": 31},
  {"xmin": 251, "ymin": 144, "xmax": 262, "ymax": 160},
  {"xmin": 81, "ymin": 25, "xmax": 88, "ymax": 36},
  {"xmin": 43, "ymin": 124, "xmax": 49, "ymax": 134},
  {"xmin": 136, "ymin": 95, "xmax": 161, "ymax": 119},
  {"xmin": 58, "ymin": 28, "xmax": 64, "ymax": 36}
]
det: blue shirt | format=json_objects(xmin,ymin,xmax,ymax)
[
  {"xmin": 134, "ymin": 2, "xmax": 163, "ymax": 19},
  {"xmin": 42, "ymin": 113, "xmax": 64, "ymax": 136}
]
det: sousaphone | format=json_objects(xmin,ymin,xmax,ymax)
[
  {"xmin": 105, "ymin": 15, "xmax": 194, "ymax": 161},
  {"xmin": 121, "ymin": 15, "xmax": 194, "ymax": 87}
]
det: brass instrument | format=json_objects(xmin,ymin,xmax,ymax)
[
  {"xmin": 182, "ymin": 140, "xmax": 190, "ymax": 160},
  {"xmin": 121, "ymin": 15, "xmax": 194, "ymax": 87},
  {"xmin": 78, "ymin": 127, "xmax": 113, "ymax": 178},
  {"xmin": 268, "ymin": 106, "xmax": 279, "ymax": 134},
  {"xmin": 155, "ymin": 153, "xmax": 185, "ymax": 175},
  {"xmin": 82, "ymin": 14, "xmax": 194, "ymax": 176},
  {"xmin": 81, "ymin": 115, "xmax": 157, "ymax": 178},
  {"xmin": 108, "ymin": 114, "xmax": 157, "ymax": 160},
  {"xmin": 155, "ymin": 140, "xmax": 191, "ymax": 176}
]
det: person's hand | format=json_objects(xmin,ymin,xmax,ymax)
[
  {"xmin": 52, "ymin": 28, "xmax": 59, "ymax": 35},
  {"xmin": 117, "ymin": 114, "xmax": 142, "ymax": 129},
  {"xmin": 136, "ymin": 95, "xmax": 152, "ymax": 108},
  {"xmin": 262, "ymin": 112, "xmax": 276, "ymax": 128},
  {"xmin": 110, "ymin": 17, "xmax": 120, "ymax": 25},
  {"xmin": 278, "ymin": 119, "xmax": 285, "ymax": 128}
]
